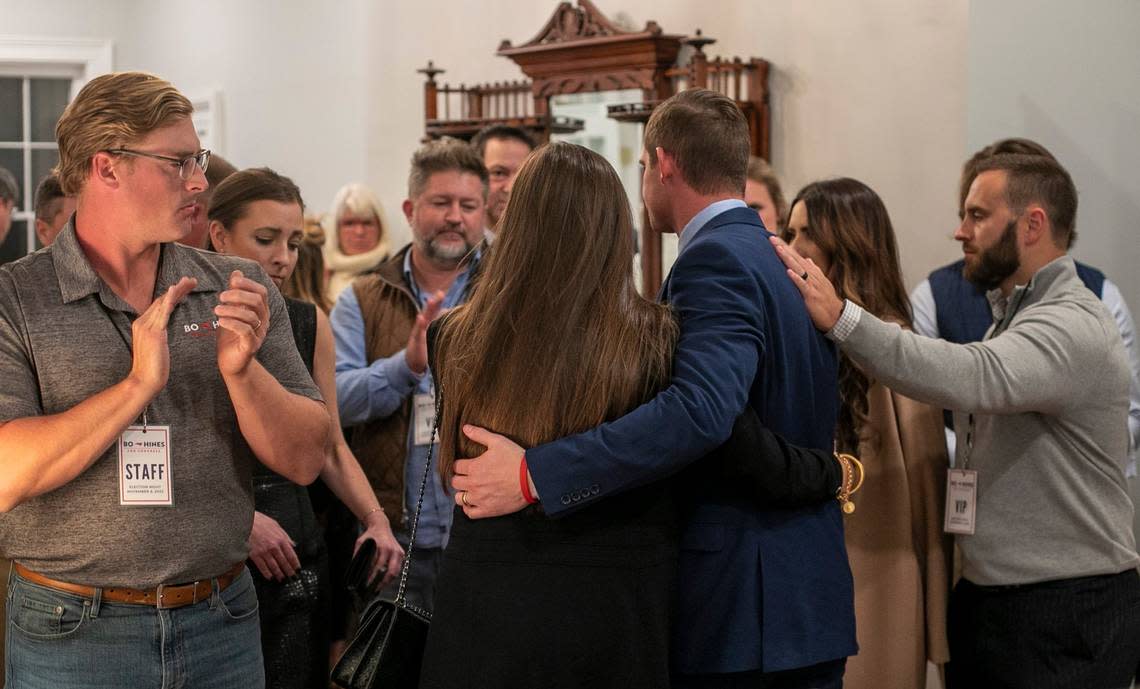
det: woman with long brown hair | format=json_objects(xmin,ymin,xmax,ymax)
[
  {"xmin": 418, "ymin": 142, "xmax": 678, "ymax": 686},
  {"xmin": 783, "ymin": 178, "xmax": 952, "ymax": 689}
]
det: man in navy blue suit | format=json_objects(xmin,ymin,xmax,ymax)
[{"xmin": 453, "ymin": 89, "xmax": 856, "ymax": 687}]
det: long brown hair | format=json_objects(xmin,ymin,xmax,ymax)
[
  {"xmin": 784, "ymin": 178, "xmax": 911, "ymax": 453},
  {"xmin": 435, "ymin": 142, "xmax": 677, "ymax": 476}
]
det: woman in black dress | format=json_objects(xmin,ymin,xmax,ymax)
[
  {"xmin": 418, "ymin": 142, "xmax": 678, "ymax": 687},
  {"xmin": 207, "ymin": 168, "xmax": 403, "ymax": 689}
]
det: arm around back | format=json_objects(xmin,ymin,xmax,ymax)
[{"xmin": 527, "ymin": 230, "xmax": 766, "ymax": 516}]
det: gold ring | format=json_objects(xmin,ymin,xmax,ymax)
[
  {"xmin": 461, "ymin": 491, "xmax": 471, "ymax": 507},
  {"xmin": 254, "ymin": 319, "xmax": 262, "ymax": 330},
  {"xmin": 800, "ymin": 271, "xmax": 809, "ymax": 281}
]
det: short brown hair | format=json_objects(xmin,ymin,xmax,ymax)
[
  {"xmin": 205, "ymin": 153, "xmax": 238, "ymax": 189},
  {"xmin": 974, "ymin": 153, "xmax": 1078, "ymax": 249},
  {"xmin": 470, "ymin": 125, "xmax": 536, "ymax": 157},
  {"xmin": 408, "ymin": 137, "xmax": 489, "ymax": 200},
  {"xmin": 55, "ymin": 72, "xmax": 194, "ymax": 195},
  {"xmin": 959, "ymin": 138, "xmax": 1055, "ymax": 211},
  {"xmin": 34, "ymin": 173, "xmax": 67, "ymax": 220},
  {"xmin": 643, "ymin": 89, "xmax": 750, "ymax": 195}
]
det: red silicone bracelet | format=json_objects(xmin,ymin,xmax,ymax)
[{"xmin": 520, "ymin": 454, "xmax": 538, "ymax": 504}]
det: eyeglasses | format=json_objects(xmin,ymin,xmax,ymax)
[{"xmin": 106, "ymin": 148, "xmax": 211, "ymax": 180}]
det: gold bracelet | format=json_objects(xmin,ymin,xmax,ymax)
[{"xmin": 834, "ymin": 452, "xmax": 865, "ymax": 514}]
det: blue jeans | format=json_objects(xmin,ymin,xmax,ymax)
[{"xmin": 5, "ymin": 566, "xmax": 265, "ymax": 688}]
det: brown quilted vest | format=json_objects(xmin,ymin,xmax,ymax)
[
  {"xmin": 347, "ymin": 244, "xmax": 483, "ymax": 529},
  {"xmin": 348, "ymin": 246, "xmax": 419, "ymax": 528}
]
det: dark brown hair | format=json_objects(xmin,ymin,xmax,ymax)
[
  {"xmin": 205, "ymin": 153, "xmax": 238, "ymax": 189},
  {"xmin": 973, "ymin": 153, "xmax": 1078, "ymax": 249},
  {"xmin": 435, "ymin": 142, "xmax": 677, "ymax": 476},
  {"xmin": 470, "ymin": 125, "xmax": 536, "ymax": 157},
  {"xmin": 644, "ymin": 89, "xmax": 750, "ymax": 195},
  {"xmin": 34, "ymin": 173, "xmax": 67, "ymax": 219},
  {"xmin": 784, "ymin": 178, "xmax": 911, "ymax": 453},
  {"xmin": 207, "ymin": 167, "xmax": 304, "ymax": 230}
]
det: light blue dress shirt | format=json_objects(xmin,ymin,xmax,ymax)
[{"xmin": 330, "ymin": 249, "xmax": 479, "ymax": 548}]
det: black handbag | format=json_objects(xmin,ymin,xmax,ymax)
[{"xmin": 331, "ymin": 386, "xmax": 441, "ymax": 689}]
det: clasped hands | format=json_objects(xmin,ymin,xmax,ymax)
[{"xmin": 128, "ymin": 270, "xmax": 268, "ymax": 395}]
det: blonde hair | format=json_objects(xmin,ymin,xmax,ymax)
[
  {"xmin": 330, "ymin": 183, "xmax": 386, "ymax": 231},
  {"xmin": 54, "ymin": 72, "xmax": 194, "ymax": 195}
]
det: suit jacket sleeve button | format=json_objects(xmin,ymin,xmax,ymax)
[{"xmin": 560, "ymin": 494, "xmax": 572, "ymax": 505}]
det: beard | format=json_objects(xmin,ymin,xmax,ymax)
[
  {"xmin": 963, "ymin": 219, "xmax": 1019, "ymax": 291},
  {"xmin": 418, "ymin": 228, "xmax": 475, "ymax": 263}
]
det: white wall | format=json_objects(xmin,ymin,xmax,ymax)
[
  {"xmin": 2, "ymin": 0, "xmax": 371, "ymax": 228},
  {"xmin": 968, "ymin": 0, "xmax": 1140, "ymax": 312},
  {"xmin": 5, "ymin": 0, "xmax": 970, "ymax": 282},
  {"xmin": 364, "ymin": 0, "xmax": 969, "ymax": 275}
]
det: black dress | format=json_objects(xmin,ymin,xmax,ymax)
[
  {"xmin": 420, "ymin": 487, "xmax": 679, "ymax": 689},
  {"xmin": 418, "ymin": 320, "xmax": 679, "ymax": 688},
  {"xmin": 250, "ymin": 297, "xmax": 332, "ymax": 689}
]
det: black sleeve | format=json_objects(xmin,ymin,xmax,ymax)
[
  {"xmin": 426, "ymin": 318, "xmax": 442, "ymax": 376},
  {"xmin": 687, "ymin": 405, "xmax": 841, "ymax": 508}
]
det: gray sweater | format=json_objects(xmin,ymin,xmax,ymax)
[{"xmin": 837, "ymin": 256, "xmax": 1137, "ymax": 585}]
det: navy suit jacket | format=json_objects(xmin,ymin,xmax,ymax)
[{"xmin": 527, "ymin": 206, "xmax": 856, "ymax": 673}]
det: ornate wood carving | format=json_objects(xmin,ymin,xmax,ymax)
[
  {"xmin": 501, "ymin": 0, "xmax": 660, "ymax": 50},
  {"xmin": 532, "ymin": 69, "xmax": 656, "ymax": 97},
  {"xmin": 420, "ymin": 1, "xmax": 772, "ymax": 295}
]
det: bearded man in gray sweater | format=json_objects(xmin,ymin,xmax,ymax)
[{"xmin": 774, "ymin": 152, "xmax": 1139, "ymax": 689}]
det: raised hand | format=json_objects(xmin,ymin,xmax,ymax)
[
  {"xmin": 769, "ymin": 235, "xmax": 845, "ymax": 332},
  {"xmin": 247, "ymin": 510, "xmax": 301, "ymax": 581},
  {"xmin": 215, "ymin": 270, "xmax": 269, "ymax": 376},
  {"xmin": 128, "ymin": 277, "xmax": 198, "ymax": 397},
  {"xmin": 404, "ymin": 291, "xmax": 445, "ymax": 376}
]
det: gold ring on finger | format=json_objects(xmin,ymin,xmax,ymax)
[{"xmin": 461, "ymin": 491, "xmax": 471, "ymax": 507}]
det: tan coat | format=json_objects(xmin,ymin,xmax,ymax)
[{"xmin": 844, "ymin": 381, "xmax": 952, "ymax": 689}]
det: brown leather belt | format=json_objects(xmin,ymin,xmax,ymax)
[{"xmin": 13, "ymin": 562, "xmax": 245, "ymax": 609}]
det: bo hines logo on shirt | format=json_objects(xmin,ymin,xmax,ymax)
[{"xmin": 181, "ymin": 320, "xmax": 220, "ymax": 338}]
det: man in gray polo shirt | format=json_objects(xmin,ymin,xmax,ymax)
[
  {"xmin": 774, "ymin": 153, "xmax": 1140, "ymax": 688},
  {"xmin": 0, "ymin": 72, "xmax": 329, "ymax": 688}
]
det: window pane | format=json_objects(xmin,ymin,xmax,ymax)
[
  {"xmin": 30, "ymin": 78, "xmax": 70, "ymax": 142},
  {"xmin": 0, "ymin": 78, "xmax": 23, "ymax": 142},
  {"xmin": 31, "ymin": 149, "xmax": 59, "ymax": 201},
  {"xmin": 0, "ymin": 220, "xmax": 29, "ymax": 265},
  {"xmin": 0, "ymin": 148, "xmax": 25, "ymax": 209}
]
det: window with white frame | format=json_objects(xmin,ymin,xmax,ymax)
[
  {"xmin": 0, "ymin": 74, "xmax": 73, "ymax": 263},
  {"xmin": 0, "ymin": 35, "xmax": 112, "ymax": 264}
]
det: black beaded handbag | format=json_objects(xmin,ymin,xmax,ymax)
[{"xmin": 331, "ymin": 388, "xmax": 441, "ymax": 689}]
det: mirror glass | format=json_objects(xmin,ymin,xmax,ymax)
[{"xmin": 550, "ymin": 90, "xmax": 678, "ymax": 291}]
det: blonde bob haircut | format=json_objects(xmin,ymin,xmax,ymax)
[
  {"xmin": 330, "ymin": 183, "xmax": 387, "ymax": 231},
  {"xmin": 54, "ymin": 72, "xmax": 193, "ymax": 195}
]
